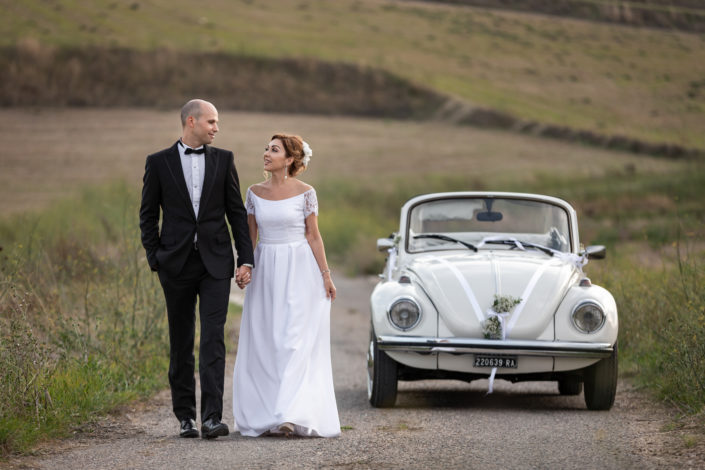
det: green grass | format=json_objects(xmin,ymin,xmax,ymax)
[
  {"xmin": 2, "ymin": 0, "xmax": 704, "ymax": 148},
  {"xmin": 0, "ymin": 181, "xmax": 246, "ymax": 457},
  {"xmin": 0, "ymin": 182, "xmax": 169, "ymax": 456},
  {"xmin": 590, "ymin": 246, "xmax": 705, "ymax": 415}
]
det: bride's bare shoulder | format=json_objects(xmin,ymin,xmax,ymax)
[
  {"xmin": 249, "ymin": 182, "xmax": 269, "ymax": 197},
  {"xmin": 295, "ymin": 180, "xmax": 314, "ymax": 193}
]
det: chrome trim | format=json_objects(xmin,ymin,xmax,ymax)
[{"xmin": 377, "ymin": 335, "xmax": 613, "ymax": 358}]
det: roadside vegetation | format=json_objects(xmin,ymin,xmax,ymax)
[{"xmin": 0, "ymin": 183, "xmax": 168, "ymax": 456}]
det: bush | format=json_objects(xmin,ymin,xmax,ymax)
[{"xmin": 602, "ymin": 246, "xmax": 705, "ymax": 415}]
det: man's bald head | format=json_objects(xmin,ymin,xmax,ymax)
[{"xmin": 180, "ymin": 99, "xmax": 216, "ymax": 128}]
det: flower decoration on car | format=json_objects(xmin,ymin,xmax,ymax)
[{"xmin": 483, "ymin": 294, "xmax": 522, "ymax": 340}]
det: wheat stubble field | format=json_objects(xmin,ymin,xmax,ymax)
[{"xmin": 0, "ymin": 108, "xmax": 689, "ymax": 216}]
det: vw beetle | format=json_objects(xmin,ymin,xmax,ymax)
[{"xmin": 368, "ymin": 192, "xmax": 618, "ymax": 410}]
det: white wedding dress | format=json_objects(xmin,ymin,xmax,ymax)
[{"xmin": 232, "ymin": 187, "xmax": 340, "ymax": 437}]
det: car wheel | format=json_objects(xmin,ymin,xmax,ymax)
[
  {"xmin": 583, "ymin": 341, "xmax": 618, "ymax": 410},
  {"xmin": 558, "ymin": 377, "xmax": 583, "ymax": 396},
  {"xmin": 367, "ymin": 329, "xmax": 398, "ymax": 408}
]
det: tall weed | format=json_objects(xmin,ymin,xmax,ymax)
[
  {"xmin": 591, "ymin": 244, "xmax": 705, "ymax": 417},
  {"xmin": 0, "ymin": 182, "xmax": 167, "ymax": 456}
]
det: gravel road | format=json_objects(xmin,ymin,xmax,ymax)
[{"xmin": 6, "ymin": 277, "xmax": 703, "ymax": 469}]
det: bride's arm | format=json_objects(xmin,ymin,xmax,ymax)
[
  {"xmin": 305, "ymin": 214, "xmax": 336, "ymax": 301},
  {"xmin": 248, "ymin": 214, "xmax": 258, "ymax": 252}
]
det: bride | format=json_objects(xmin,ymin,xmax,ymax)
[{"xmin": 232, "ymin": 133, "xmax": 340, "ymax": 438}]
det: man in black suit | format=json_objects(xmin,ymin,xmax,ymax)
[{"xmin": 140, "ymin": 99, "xmax": 254, "ymax": 439}]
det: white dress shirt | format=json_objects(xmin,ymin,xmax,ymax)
[
  {"xmin": 178, "ymin": 141, "xmax": 205, "ymax": 216},
  {"xmin": 178, "ymin": 141, "xmax": 205, "ymax": 242}
]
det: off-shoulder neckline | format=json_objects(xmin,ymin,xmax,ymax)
[{"xmin": 248, "ymin": 187, "xmax": 314, "ymax": 202}]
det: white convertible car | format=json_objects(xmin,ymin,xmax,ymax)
[{"xmin": 368, "ymin": 192, "xmax": 618, "ymax": 410}]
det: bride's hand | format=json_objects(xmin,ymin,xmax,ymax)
[{"xmin": 323, "ymin": 273, "xmax": 336, "ymax": 301}]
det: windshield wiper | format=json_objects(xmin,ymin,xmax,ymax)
[
  {"xmin": 413, "ymin": 234, "xmax": 478, "ymax": 252},
  {"xmin": 483, "ymin": 239, "xmax": 554, "ymax": 257}
]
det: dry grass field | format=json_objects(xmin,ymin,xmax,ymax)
[
  {"xmin": 3, "ymin": 0, "xmax": 704, "ymax": 149},
  {"xmin": 0, "ymin": 108, "xmax": 690, "ymax": 216}
]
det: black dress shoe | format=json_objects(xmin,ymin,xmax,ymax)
[
  {"xmin": 201, "ymin": 417, "xmax": 229, "ymax": 439},
  {"xmin": 179, "ymin": 418, "xmax": 199, "ymax": 438}
]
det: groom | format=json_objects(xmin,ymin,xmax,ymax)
[{"xmin": 140, "ymin": 99, "xmax": 254, "ymax": 439}]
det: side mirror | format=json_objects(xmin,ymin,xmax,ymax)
[
  {"xmin": 584, "ymin": 245, "xmax": 606, "ymax": 260},
  {"xmin": 377, "ymin": 237, "xmax": 395, "ymax": 252}
]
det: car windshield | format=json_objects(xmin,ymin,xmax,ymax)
[{"xmin": 407, "ymin": 197, "xmax": 571, "ymax": 253}]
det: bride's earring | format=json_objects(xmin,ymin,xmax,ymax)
[{"xmin": 284, "ymin": 164, "xmax": 288, "ymax": 179}]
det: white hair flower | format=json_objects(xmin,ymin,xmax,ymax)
[{"xmin": 302, "ymin": 140, "xmax": 312, "ymax": 167}]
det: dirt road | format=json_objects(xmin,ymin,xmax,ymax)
[{"xmin": 6, "ymin": 276, "xmax": 701, "ymax": 469}]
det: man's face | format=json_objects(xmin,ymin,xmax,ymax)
[{"xmin": 189, "ymin": 104, "xmax": 219, "ymax": 146}]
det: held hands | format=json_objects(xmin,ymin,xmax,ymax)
[
  {"xmin": 236, "ymin": 265, "xmax": 252, "ymax": 290},
  {"xmin": 323, "ymin": 271, "xmax": 336, "ymax": 301}
]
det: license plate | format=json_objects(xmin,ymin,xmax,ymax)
[{"xmin": 474, "ymin": 355, "xmax": 518, "ymax": 368}]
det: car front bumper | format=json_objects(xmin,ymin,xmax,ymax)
[{"xmin": 377, "ymin": 335, "xmax": 614, "ymax": 358}]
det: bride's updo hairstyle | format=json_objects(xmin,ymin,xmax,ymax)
[{"xmin": 272, "ymin": 133, "xmax": 307, "ymax": 177}]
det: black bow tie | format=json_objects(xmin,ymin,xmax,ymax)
[{"xmin": 184, "ymin": 147, "xmax": 205, "ymax": 155}]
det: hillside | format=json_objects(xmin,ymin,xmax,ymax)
[{"xmin": 1, "ymin": 0, "xmax": 704, "ymax": 151}]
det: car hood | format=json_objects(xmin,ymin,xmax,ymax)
[{"xmin": 406, "ymin": 251, "xmax": 580, "ymax": 339}]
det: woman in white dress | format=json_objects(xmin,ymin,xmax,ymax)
[{"xmin": 232, "ymin": 133, "xmax": 340, "ymax": 438}]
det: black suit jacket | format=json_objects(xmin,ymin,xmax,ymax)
[{"xmin": 139, "ymin": 141, "xmax": 254, "ymax": 279}]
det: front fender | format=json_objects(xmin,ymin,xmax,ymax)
[
  {"xmin": 370, "ymin": 280, "xmax": 437, "ymax": 338},
  {"xmin": 555, "ymin": 284, "xmax": 618, "ymax": 345}
]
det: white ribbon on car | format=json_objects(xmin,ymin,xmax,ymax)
[
  {"xmin": 486, "ymin": 257, "xmax": 552, "ymax": 393},
  {"xmin": 553, "ymin": 250, "xmax": 589, "ymax": 273},
  {"xmin": 433, "ymin": 236, "xmax": 587, "ymax": 394},
  {"xmin": 478, "ymin": 235, "xmax": 589, "ymax": 275},
  {"xmin": 428, "ymin": 256, "xmax": 485, "ymax": 323},
  {"xmin": 476, "ymin": 235, "xmax": 524, "ymax": 251},
  {"xmin": 424, "ymin": 237, "xmax": 590, "ymax": 393}
]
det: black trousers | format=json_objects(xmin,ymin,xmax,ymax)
[{"xmin": 158, "ymin": 246, "xmax": 231, "ymax": 423}]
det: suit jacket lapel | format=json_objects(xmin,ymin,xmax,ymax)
[
  {"xmin": 163, "ymin": 142, "xmax": 197, "ymax": 221},
  {"xmin": 198, "ymin": 145, "xmax": 218, "ymax": 221}
]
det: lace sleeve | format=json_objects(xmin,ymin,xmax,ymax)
[
  {"xmin": 303, "ymin": 188, "xmax": 318, "ymax": 218},
  {"xmin": 245, "ymin": 188, "xmax": 255, "ymax": 215}
]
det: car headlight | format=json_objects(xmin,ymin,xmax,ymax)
[
  {"xmin": 388, "ymin": 298, "xmax": 421, "ymax": 331},
  {"xmin": 571, "ymin": 300, "xmax": 606, "ymax": 333}
]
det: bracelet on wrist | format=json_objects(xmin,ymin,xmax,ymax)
[{"xmin": 321, "ymin": 268, "xmax": 331, "ymax": 275}]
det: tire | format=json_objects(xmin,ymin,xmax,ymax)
[
  {"xmin": 367, "ymin": 329, "xmax": 398, "ymax": 408},
  {"xmin": 558, "ymin": 378, "xmax": 583, "ymax": 396},
  {"xmin": 583, "ymin": 342, "xmax": 618, "ymax": 410}
]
